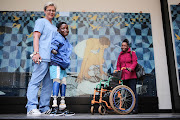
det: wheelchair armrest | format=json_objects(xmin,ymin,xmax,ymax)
[
  {"xmin": 100, "ymin": 79, "xmax": 108, "ymax": 82},
  {"xmin": 104, "ymin": 81, "xmax": 110, "ymax": 88}
]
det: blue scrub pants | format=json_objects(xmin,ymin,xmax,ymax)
[{"xmin": 26, "ymin": 62, "xmax": 53, "ymax": 113}]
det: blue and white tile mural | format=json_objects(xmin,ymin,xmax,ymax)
[
  {"xmin": 0, "ymin": 11, "xmax": 156, "ymax": 96},
  {"xmin": 171, "ymin": 5, "xmax": 180, "ymax": 95}
]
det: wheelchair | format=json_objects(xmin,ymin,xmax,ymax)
[{"xmin": 91, "ymin": 68, "xmax": 136, "ymax": 115}]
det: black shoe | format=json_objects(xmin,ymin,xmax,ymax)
[
  {"xmin": 63, "ymin": 109, "xmax": 75, "ymax": 116},
  {"xmin": 50, "ymin": 107, "xmax": 64, "ymax": 116},
  {"xmin": 132, "ymin": 110, "xmax": 138, "ymax": 114}
]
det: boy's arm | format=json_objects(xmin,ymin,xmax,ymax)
[{"xmin": 51, "ymin": 36, "xmax": 60, "ymax": 54}]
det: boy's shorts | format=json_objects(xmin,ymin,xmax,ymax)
[{"xmin": 50, "ymin": 65, "xmax": 67, "ymax": 80}]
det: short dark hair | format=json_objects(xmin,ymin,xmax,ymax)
[
  {"xmin": 122, "ymin": 39, "xmax": 130, "ymax": 46},
  {"xmin": 57, "ymin": 22, "xmax": 67, "ymax": 29}
]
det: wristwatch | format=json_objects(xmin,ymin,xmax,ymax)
[
  {"xmin": 33, "ymin": 51, "xmax": 39, "ymax": 55},
  {"xmin": 30, "ymin": 51, "xmax": 39, "ymax": 58}
]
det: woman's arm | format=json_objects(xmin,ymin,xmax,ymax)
[{"xmin": 32, "ymin": 31, "xmax": 41, "ymax": 64}]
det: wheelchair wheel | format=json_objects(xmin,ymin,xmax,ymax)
[
  {"xmin": 109, "ymin": 85, "xmax": 136, "ymax": 115},
  {"xmin": 98, "ymin": 105, "xmax": 106, "ymax": 115},
  {"xmin": 91, "ymin": 106, "xmax": 95, "ymax": 115}
]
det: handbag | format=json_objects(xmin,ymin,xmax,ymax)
[
  {"xmin": 135, "ymin": 63, "xmax": 145, "ymax": 80},
  {"xmin": 130, "ymin": 51, "xmax": 145, "ymax": 80}
]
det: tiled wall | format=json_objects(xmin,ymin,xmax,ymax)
[
  {"xmin": 0, "ymin": 11, "xmax": 156, "ymax": 96},
  {"xmin": 170, "ymin": 5, "xmax": 180, "ymax": 94}
]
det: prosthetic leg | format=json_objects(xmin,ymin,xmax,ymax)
[
  {"xmin": 51, "ymin": 78, "xmax": 63, "ymax": 115},
  {"xmin": 59, "ymin": 77, "xmax": 67, "ymax": 110},
  {"xmin": 51, "ymin": 77, "xmax": 74, "ymax": 116},
  {"xmin": 59, "ymin": 77, "xmax": 75, "ymax": 116}
]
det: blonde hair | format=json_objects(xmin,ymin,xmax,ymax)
[{"xmin": 44, "ymin": 2, "xmax": 57, "ymax": 11}]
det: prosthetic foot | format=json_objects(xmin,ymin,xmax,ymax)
[
  {"xmin": 59, "ymin": 78, "xmax": 67, "ymax": 110},
  {"xmin": 52, "ymin": 96, "xmax": 58, "ymax": 107},
  {"xmin": 59, "ymin": 97, "xmax": 66, "ymax": 110}
]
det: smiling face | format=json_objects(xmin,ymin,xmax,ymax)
[
  {"xmin": 121, "ymin": 42, "xmax": 129, "ymax": 52},
  {"xmin": 58, "ymin": 24, "xmax": 69, "ymax": 38},
  {"xmin": 44, "ymin": 6, "xmax": 56, "ymax": 20}
]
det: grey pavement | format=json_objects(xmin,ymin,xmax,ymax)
[{"xmin": 0, "ymin": 113, "xmax": 180, "ymax": 120}]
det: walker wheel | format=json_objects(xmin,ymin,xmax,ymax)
[
  {"xmin": 91, "ymin": 106, "xmax": 95, "ymax": 115},
  {"xmin": 98, "ymin": 105, "xmax": 106, "ymax": 115}
]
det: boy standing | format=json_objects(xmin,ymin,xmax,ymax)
[{"xmin": 50, "ymin": 22, "xmax": 74, "ymax": 116}]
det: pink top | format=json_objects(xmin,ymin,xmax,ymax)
[{"xmin": 116, "ymin": 48, "xmax": 138, "ymax": 80}]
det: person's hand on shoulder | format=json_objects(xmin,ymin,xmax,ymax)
[{"xmin": 51, "ymin": 49, "xmax": 58, "ymax": 54}]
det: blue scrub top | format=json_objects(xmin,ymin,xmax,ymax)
[{"xmin": 33, "ymin": 18, "xmax": 57, "ymax": 62}]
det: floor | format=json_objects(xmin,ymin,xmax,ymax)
[{"xmin": 0, "ymin": 113, "xmax": 180, "ymax": 120}]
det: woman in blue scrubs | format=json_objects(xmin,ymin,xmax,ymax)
[{"xmin": 26, "ymin": 2, "xmax": 57, "ymax": 116}]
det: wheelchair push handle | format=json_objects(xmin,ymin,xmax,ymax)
[
  {"xmin": 112, "ymin": 67, "xmax": 128, "ymax": 80},
  {"xmin": 113, "ymin": 67, "xmax": 131, "ymax": 73}
]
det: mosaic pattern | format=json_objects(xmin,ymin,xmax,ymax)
[
  {"xmin": 171, "ymin": 5, "xmax": 180, "ymax": 67},
  {"xmin": 0, "ymin": 11, "xmax": 156, "ymax": 96},
  {"xmin": 170, "ymin": 5, "xmax": 180, "ymax": 94}
]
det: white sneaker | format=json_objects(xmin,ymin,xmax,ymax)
[
  {"xmin": 27, "ymin": 109, "xmax": 41, "ymax": 116},
  {"xmin": 42, "ymin": 109, "xmax": 51, "ymax": 115}
]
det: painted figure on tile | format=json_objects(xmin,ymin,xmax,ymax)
[{"xmin": 76, "ymin": 37, "xmax": 110, "ymax": 83}]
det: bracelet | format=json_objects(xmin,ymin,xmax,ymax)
[{"xmin": 33, "ymin": 51, "xmax": 39, "ymax": 55}]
